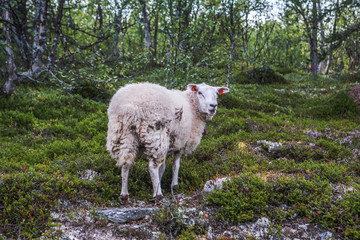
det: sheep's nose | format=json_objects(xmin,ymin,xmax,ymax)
[{"xmin": 210, "ymin": 104, "xmax": 218, "ymax": 108}]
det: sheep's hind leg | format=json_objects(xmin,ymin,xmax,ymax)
[
  {"xmin": 159, "ymin": 162, "xmax": 166, "ymax": 181},
  {"xmin": 141, "ymin": 123, "xmax": 169, "ymax": 198},
  {"xmin": 171, "ymin": 154, "xmax": 181, "ymax": 195},
  {"xmin": 149, "ymin": 161, "xmax": 163, "ymax": 198},
  {"xmin": 120, "ymin": 163, "xmax": 131, "ymax": 200}
]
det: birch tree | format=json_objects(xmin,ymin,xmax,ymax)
[
  {"xmin": 285, "ymin": 0, "xmax": 320, "ymax": 77},
  {"xmin": 139, "ymin": 0, "xmax": 152, "ymax": 53},
  {"xmin": 1, "ymin": 1, "xmax": 18, "ymax": 97}
]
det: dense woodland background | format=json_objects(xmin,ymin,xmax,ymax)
[
  {"xmin": 1, "ymin": 0, "xmax": 360, "ymax": 239},
  {"xmin": 1, "ymin": 0, "xmax": 360, "ymax": 96}
]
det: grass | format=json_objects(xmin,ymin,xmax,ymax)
[{"xmin": 0, "ymin": 70, "xmax": 359, "ymax": 238}]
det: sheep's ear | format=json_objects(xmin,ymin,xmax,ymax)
[
  {"xmin": 217, "ymin": 87, "xmax": 229, "ymax": 95},
  {"xmin": 188, "ymin": 84, "xmax": 198, "ymax": 92}
]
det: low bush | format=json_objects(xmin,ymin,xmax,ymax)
[
  {"xmin": 0, "ymin": 168, "xmax": 94, "ymax": 238},
  {"xmin": 309, "ymin": 89, "xmax": 360, "ymax": 119},
  {"xmin": 246, "ymin": 66, "xmax": 287, "ymax": 84},
  {"xmin": 205, "ymin": 174, "xmax": 269, "ymax": 223},
  {"xmin": 275, "ymin": 66, "xmax": 294, "ymax": 75},
  {"xmin": 205, "ymin": 173, "xmax": 360, "ymax": 239}
]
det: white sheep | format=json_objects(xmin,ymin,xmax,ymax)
[{"xmin": 106, "ymin": 82, "xmax": 229, "ymax": 199}]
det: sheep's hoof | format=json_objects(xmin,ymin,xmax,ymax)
[
  {"xmin": 120, "ymin": 194, "xmax": 129, "ymax": 201},
  {"xmin": 171, "ymin": 184, "xmax": 179, "ymax": 195},
  {"xmin": 149, "ymin": 194, "xmax": 164, "ymax": 203},
  {"xmin": 155, "ymin": 194, "xmax": 164, "ymax": 201}
]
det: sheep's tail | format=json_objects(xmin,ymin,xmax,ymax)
[{"xmin": 106, "ymin": 104, "xmax": 142, "ymax": 167}]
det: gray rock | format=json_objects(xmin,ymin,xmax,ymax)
[
  {"xmin": 96, "ymin": 207, "xmax": 156, "ymax": 223},
  {"xmin": 319, "ymin": 231, "xmax": 334, "ymax": 240},
  {"xmin": 203, "ymin": 177, "xmax": 230, "ymax": 193},
  {"xmin": 257, "ymin": 140, "xmax": 282, "ymax": 152},
  {"xmin": 80, "ymin": 169, "xmax": 99, "ymax": 181},
  {"xmin": 255, "ymin": 217, "xmax": 270, "ymax": 228}
]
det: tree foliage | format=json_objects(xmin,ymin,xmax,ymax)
[{"xmin": 0, "ymin": 0, "xmax": 359, "ymax": 96}]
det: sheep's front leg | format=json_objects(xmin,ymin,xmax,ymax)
[
  {"xmin": 120, "ymin": 163, "xmax": 131, "ymax": 200},
  {"xmin": 149, "ymin": 161, "xmax": 163, "ymax": 198},
  {"xmin": 171, "ymin": 154, "xmax": 181, "ymax": 195}
]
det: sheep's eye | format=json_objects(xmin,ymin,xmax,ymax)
[{"xmin": 198, "ymin": 91, "xmax": 203, "ymax": 95}]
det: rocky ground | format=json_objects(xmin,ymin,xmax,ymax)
[
  {"xmin": 42, "ymin": 139, "xmax": 354, "ymax": 240},
  {"xmin": 45, "ymin": 184, "xmax": 344, "ymax": 240}
]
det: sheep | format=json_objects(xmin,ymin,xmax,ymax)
[{"xmin": 106, "ymin": 82, "xmax": 229, "ymax": 199}]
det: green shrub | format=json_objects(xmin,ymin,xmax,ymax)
[
  {"xmin": 310, "ymin": 89, "xmax": 360, "ymax": 118},
  {"xmin": 204, "ymin": 174, "xmax": 269, "ymax": 223},
  {"xmin": 275, "ymin": 66, "xmax": 294, "ymax": 75},
  {"xmin": 269, "ymin": 176, "xmax": 332, "ymax": 219},
  {"xmin": 0, "ymin": 110, "xmax": 35, "ymax": 131},
  {"xmin": 232, "ymin": 70, "xmax": 250, "ymax": 83},
  {"xmin": 0, "ymin": 169, "xmax": 93, "ymax": 238},
  {"xmin": 69, "ymin": 77, "xmax": 114, "ymax": 101},
  {"xmin": 153, "ymin": 205, "xmax": 189, "ymax": 237},
  {"xmin": 329, "ymin": 192, "xmax": 360, "ymax": 239},
  {"xmin": 332, "ymin": 72, "xmax": 360, "ymax": 83},
  {"xmin": 246, "ymin": 66, "xmax": 287, "ymax": 84},
  {"xmin": 218, "ymin": 93, "xmax": 244, "ymax": 109},
  {"xmin": 274, "ymin": 143, "xmax": 326, "ymax": 162}
]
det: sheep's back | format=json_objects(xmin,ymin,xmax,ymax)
[{"xmin": 108, "ymin": 83, "xmax": 179, "ymax": 119}]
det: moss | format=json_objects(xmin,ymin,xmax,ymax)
[{"xmin": 1, "ymin": 70, "xmax": 360, "ymax": 238}]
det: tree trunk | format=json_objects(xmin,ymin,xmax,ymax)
[
  {"xmin": 49, "ymin": 0, "xmax": 65, "ymax": 66},
  {"xmin": 244, "ymin": 9, "xmax": 249, "ymax": 73},
  {"xmin": 227, "ymin": 34, "xmax": 235, "ymax": 88},
  {"xmin": 153, "ymin": 10, "xmax": 159, "ymax": 62},
  {"xmin": 317, "ymin": 0, "xmax": 325, "ymax": 74},
  {"xmin": 346, "ymin": 41, "xmax": 359, "ymax": 72},
  {"xmin": 310, "ymin": 0, "xmax": 318, "ymax": 77},
  {"xmin": 253, "ymin": 26, "xmax": 260, "ymax": 70},
  {"xmin": 1, "ymin": 3, "xmax": 19, "ymax": 97},
  {"xmin": 325, "ymin": 0, "xmax": 339, "ymax": 75},
  {"xmin": 32, "ymin": 0, "xmax": 48, "ymax": 74},
  {"xmin": 114, "ymin": 29, "xmax": 120, "ymax": 59},
  {"xmin": 113, "ymin": 10, "xmax": 122, "ymax": 59},
  {"xmin": 96, "ymin": 3, "xmax": 103, "ymax": 31},
  {"xmin": 121, "ymin": 31, "xmax": 127, "ymax": 58},
  {"xmin": 11, "ymin": 0, "xmax": 31, "ymax": 67},
  {"xmin": 244, "ymin": 35, "xmax": 249, "ymax": 72},
  {"xmin": 139, "ymin": 0, "xmax": 152, "ymax": 53}
]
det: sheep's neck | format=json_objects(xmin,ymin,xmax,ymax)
[{"xmin": 185, "ymin": 91, "xmax": 207, "ymax": 154}]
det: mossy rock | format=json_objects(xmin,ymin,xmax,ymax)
[
  {"xmin": 275, "ymin": 66, "xmax": 294, "ymax": 75},
  {"xmin": 311, "ymin": 89, "xmax": 360, "ymax": 118},
  {"xmin": 350, "ymin": 85, "xmax": 360, "ymax": 108},
  {"xmin": 70, "ymin": 77, "xmax": 113, "ymax": 101},
  {"xmin": 246, "ymin": 66, "xmax": 287, "ymax": 85}
]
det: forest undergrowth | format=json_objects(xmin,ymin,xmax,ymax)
[{"xmin": 0, "ymin": 68, "xmax": 360, "ymax": 239}]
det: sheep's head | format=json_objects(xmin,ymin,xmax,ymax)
[{"xmin": 188, "ymin": 83, "xmax": 229, "ymax": 120}]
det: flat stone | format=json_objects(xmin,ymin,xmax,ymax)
[{"xmin": 96, "ymin": 207, "xmax": 156, "ymax": 223}]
